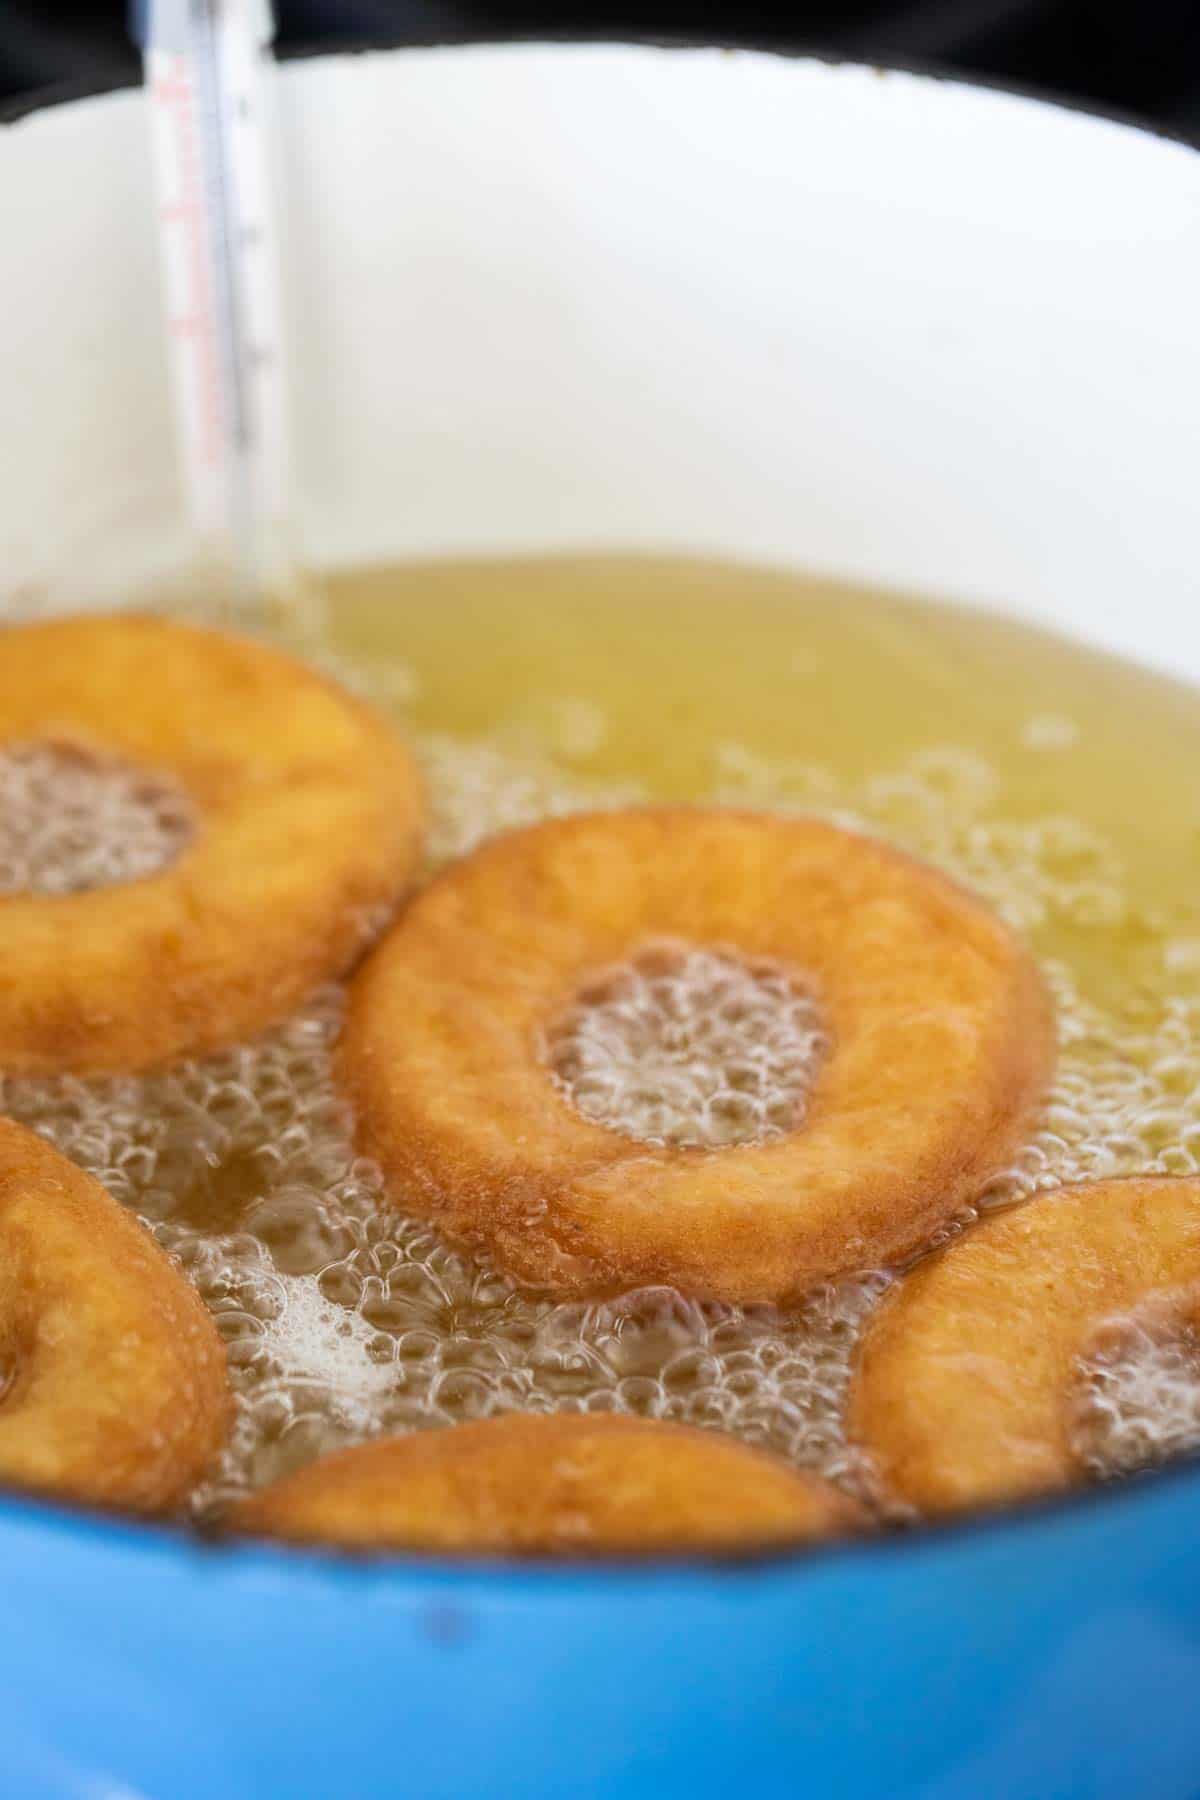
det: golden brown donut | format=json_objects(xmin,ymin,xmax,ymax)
[
  {"xmin": 229, "ymin": 1413, "xmax": 865, "ymax": 1553},
  {"xmin": 849, "ymin": 1176, "xmax": 1200, "ymax": 1516},
  {"xmin": 0, "ymin": 612, "xmax": 424, "ymax": 1073},
  {"xmin": 341, "ymin": 808, "xmax": 1053, "ymax": 1304},
  {"xmin": 0, "ymin": 1116, "xmax": 229, "ymax": 1510}
]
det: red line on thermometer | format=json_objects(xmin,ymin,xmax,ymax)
[{"xmin": 152, "ymin": 50, "xmax": 224, "ymax": 473}]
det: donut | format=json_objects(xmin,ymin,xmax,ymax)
[
  {"xmin": 0, "ymin": 1116, "xmax": 229, "ymax": 1510},
  {"xmin": 0, "ymin": 612, "xmax": 424, "ymax": 1073},
  {"xmin": 849, "ymin": 1176, "xmax": 1200, "ymax": 1516},
  {"xmin": 229, "ymin": 1413, "xmax": 865, "ymax": 1553},
  {"xmin": 341, "ymin": 808, "xmax": 1053, "ymax": 1304}
]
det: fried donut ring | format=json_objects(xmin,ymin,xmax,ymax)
[
  {"xmin": 342, "ymin": 809, "xmax": 1052, "ymax": 1303},
  {"xmin": 230, "ymin": 1414, "xmax": 864, "ymax": 1553},
  {"xmin": 0, "ymin": 1117, "xmax": 229, "ymax": 1510},
  {"xmin": 849, "ymin": 1176, "xmax": 1200, "ymax": 1516},
  {"xmin": 0, "ymin": 613, "xmax": 424, "ymax": 1073}
]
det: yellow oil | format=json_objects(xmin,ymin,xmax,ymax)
[
  {"xmin": 6, "ymin": 554, "xmax": 1200, "ymax": 1515},
  {"xmin": 327, "ymin": 554, "xmax": 1200, "ymax": 1013}
]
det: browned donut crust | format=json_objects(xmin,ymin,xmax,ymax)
[
  {"xmin": 0, "ymin": 613, "xmax": 424, "ymax": 1073},
  {"xmin": 849, "ymin": 1176, "xmax": 1200, "ymax": 1516},
  {"xmin": 229, "ymin": 1413, "xmax": 865, "ymax": 1553},
  {"xmin": 0, "ymin": 1117, "xmax": 229, "ymax": 1510},
  {"xmin": 341, "ymin": 808, "xmax": 1053, "ymax": 1304}
]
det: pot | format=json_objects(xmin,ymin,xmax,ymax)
[{"xmin": 2, "ymin": 41, "xmax": 1199, "ymax": 1799}]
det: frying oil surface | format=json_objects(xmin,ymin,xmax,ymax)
[
  {"xmin": 545, "ymin": 944, "xmax": 828, "ymax": 1151},
  {"xmin": 6, "ymin": 554, "xmax": 1200, "ymax": 1517},
  {"xmin": 0, "ymin": 741, "xmax": 192, "ymax": 896}
]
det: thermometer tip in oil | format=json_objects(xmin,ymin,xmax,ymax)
[{"xmin": 135, "ymin": 0, "xmax": 319, "ymax": 636}]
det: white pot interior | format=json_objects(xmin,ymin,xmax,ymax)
[{"xmin": 1, "ymin": 44, "xmax": 1197, "ymax": 678}]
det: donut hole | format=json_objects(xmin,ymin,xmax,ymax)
[
  {"xmin": 544, "ymin": 942, "xmax": 826, "ymax": 1149},
  {"xmin": 1071, "ymin": 1309, "xmax": 1200, "ymax": 1478},
  {"xmin": 0, "ymin": 740, "xmax": 194, "ymax": 896}
]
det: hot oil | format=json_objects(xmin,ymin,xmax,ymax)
[{"xmin": 6, "ymin": 553, "xmax": 1200, "ymax": 1518}]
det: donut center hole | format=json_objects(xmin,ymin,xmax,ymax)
[
  {"xmin": 0, "ymin": 741, "xmax": 194, "ymax": 896},
  {"xmin": 1071, "ymin": 1311, "xmax": 1200, "ymax": 1478},
  {"xmin": 544, "ymin": 942, "xmax": 826, "ymax": 1149}
]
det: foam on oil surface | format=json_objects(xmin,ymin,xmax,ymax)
[
  {"xmin": 5, "ymin": 680, "xmax": 1200, "ymax": 1516},
  {"xmin": 1072, "ymin": 1318, "xmax": 1200, "ymax": 1478},
  {"xmin": 0, "ymin": 741, "xmax": 192, "ymax": 895},
  {"xmin": 546, "ymin": 944, "xmax": 826, "ymax": 1149}
]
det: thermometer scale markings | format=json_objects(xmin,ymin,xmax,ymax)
[{"xmin": 143, "ymin": 0, "xmax": 287, "ymax": 592}]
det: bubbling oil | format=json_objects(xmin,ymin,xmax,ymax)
[
  {"xmin": 545, "ymin": 945, "xmax": 828, "ymax": 1151},
  {"xmin": 0, "ymin": 741, "xmax": 192, "ymax": 895},
  {"xmin": 6, "ymin": 553, "xmax": 1200, "ymax": 1521},
  {"xmin": 1073, "ymin": 1319, "xmax": 1200, "ymax": 1478}
]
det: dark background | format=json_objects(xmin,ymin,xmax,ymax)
[{"xmin": 2, "ymin": 1, "xmax": 1198, "ymax": 131}]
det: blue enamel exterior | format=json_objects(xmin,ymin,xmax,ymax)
[{"xmin": 6, "ymin": 1462, "xmax": 1200, "ymax": 1799}]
